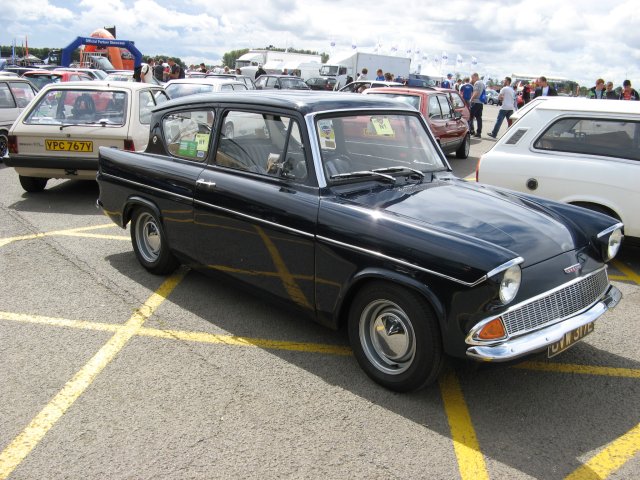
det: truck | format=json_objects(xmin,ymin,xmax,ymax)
[
  {"xmin": 236, "ymin": 50, "xmax": 322, "ymax": 79},
  {"xmin": 319, "ymin": 52, "xmax": 412, "ymax": 89}
]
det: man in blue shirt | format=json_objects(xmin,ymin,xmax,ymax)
[{"xmin": 441, "ymin": 73, "xmax": 453, "ymax": 89}]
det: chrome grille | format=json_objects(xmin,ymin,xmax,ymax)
[{"xmin": 503, "ymin": 269, "xmax": 609, "ymax": 337}]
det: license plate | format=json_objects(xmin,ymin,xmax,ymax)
[
  {"xmin": 45, "ymin": 140, "xmax": 93, "ymax": 152},
  {"xmin": 548, "ymin": 322, "xmax": 594, "ymax": 358}
]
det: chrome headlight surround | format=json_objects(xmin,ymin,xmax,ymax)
[
  {"xmin": 487, "ymin": 257, "xmax": 524, "ymax": 305},
  {"xmin": 596, "ymin": 223, "xmax": 624, "ymax": 262}
]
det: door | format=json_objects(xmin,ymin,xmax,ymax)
[{"xmin": 193, "ymin": 108, "xmax": 319, "ymax": 312}]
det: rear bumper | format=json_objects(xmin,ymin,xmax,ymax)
[
  {"xmin": 466, "ymin": 284, "xmax": 622, "ymax": 361},
  {"xmin": 4, "ymin": 155, "xmax": 98, "ymax": 170}
]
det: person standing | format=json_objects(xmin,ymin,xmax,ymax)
[
  {"xmin": 154, "ymin": 59, "xmax": 165, "ymax": 82},
  {"xmin": 488, "ymin": 77, "xmax": 516, "ymax": 138},
  {"xmin": 619, "ymin": 80, "xmax": 640, "ymax": 100},
  {"xmin": 533, "ymin": 76, "xmax": 558, "ymax": 98},
  {"xmin": 588, "ymin": 79, "xmax": 606, "ymax": 99},
  {"xmin": 255, "ymin": 63, "xmax": 266, "ymax": 79},
  {"xmin": 469, "ymin": 72, "xmax": 485, "ymax": 138},
  {"xmin": 141, "ymin": 59, "xmax": 155, "ymax": 83},
  {"xmin": 604, "ymin": 81, "xmax": 617, "ymax": 99},
  {"xmin": 358, "ymin": 68, "xmax": 369, "ymax": 80},
  {"xmin": 521, "ymin": 81, "xmax": 531, "ymax": 103},
  {"xmin": 441, "ymin": 73, "xmax": 453, "ymax": 89},
  {"xmin": 167, "ymin": 59, "xmax": 184, "ymax": 79}
]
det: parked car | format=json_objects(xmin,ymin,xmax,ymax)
[
  {"xmin": 254, "ymin": 75, "xmax": 310, "ymax": 90},
  {"xmin": 435, "ymin": 87, "xmax": 471, "ymax": 123},
  {"xmin": 364, "ymin": 87, "xmax": 470, "ymax": 158},
  {"xmin": 54, "ymin": 67, "xmax": 108, "ymax": 80},
  {"xmin": 205, "ymin": 73, "xmax": 256, "ymax": 90},
  {"xmin": 96, "ymin": 91, "xmax": 622, "ymax": 392},
  {"xmin": 305, "ymin": 77, "xmax": 338, "ymax": 91},
  {"xmin": 485, "ymin": 89, "xmax": 500, "ymax": 105},
  {"xmin": 338, "ymin": 80, "xmax": 403, "ymax": 93},
  {"xmin": 104, "ymin": 70, "xmax": 163, "ymax": 86},
  {"xmin": 0, "ymin": 76, "xmax": 38, "ymax": 157},
  {"xmin": 22, "ymin": 70, "xmax": 94, "ymax": 90},
  {"xmin": 165, "ymin": 78, "xmax": 248, "ymax": 99},
  {"xmin": 5, "ymin": 81, "xmax": 169, "ymax": 192},
  {"xmin": 477, "ymin": 97, "xmax": 639, "ymax": 242},
  {"xmin": 1, "ymin": 66, "xmax": 43, "ymax": 76}
]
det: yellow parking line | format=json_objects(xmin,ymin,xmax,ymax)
[
  {"xmin": 564, "ymin": 423, "xmax": 640, "ymax": 480},
  {"xmin": 612, "ymin": 260, "xmax": 640, "ymax": 285},
  {"xmin": 0, "ymin": 224, "xmax": 117, "ymax": 248},
  {"xmin": 515, "ymin": 361, "xmax": 640, "ymax": 379},
  {"xmin": 439, "ymin": 371, "xmax": 490, "ymax": 480},
  {"xmin": 0, "ymin": 311, "xmax": 121, "ymax": 333},
  {"xmin": 0, "ymin": 269, "xmax": 186, "ymax": 480},
  {"xmin": 608, "ymin": 275, "xmax": 627, "ymax": 282}
]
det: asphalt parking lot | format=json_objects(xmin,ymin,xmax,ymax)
[{"xmin": 1, "ymin": 105, "xmax": 639, "ymax": 479}]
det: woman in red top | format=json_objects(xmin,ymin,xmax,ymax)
[{"xmin": 619, "ymin": 79, "xmax": 640, "ymax": 100}]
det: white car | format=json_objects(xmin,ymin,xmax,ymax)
[
  {"xmin": 6, "ymin": 81, "xmax": 169, "ymax": 192},
  {"xmin": 0, "ymin": 76, "xmax": 38, "ymax": 157},
  {"xmin": 476, "ymin": 97, "xmax": 640, "ymax": 241},
  {"xmin": 164, "ymin": 77, "xmax": 248, "ymax": 99}
]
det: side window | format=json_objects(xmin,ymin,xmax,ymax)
[
  {"xmin": 428, "ymin": 96, "xmax": 441, "ymax": 119},
  {"xmin": 266, "ymin": 77, "xmax": 278, "ymax": 88},
  {"xmin": 450, "ymin": 93, "xmax": 465, "ymax": 109},
  {"xmin": 163, "ymin": 110, "xmax": 215, "ymax": 162},
  {"xmin": 220, "ymin": 84, "xmax": 233, "ymax": 91},
  {"xmin": 139, "ymin": 90, "xmax": 156, "ymax": 125},
  {"xmin": 0, "ymin": 83, "xmax": 15, "ymax": 108},
  {"xmin": 255, "ymin": 77, "xmax": 266, "ymax": 89},
  {"xmin": 437, "ymin": 96, "xmax": 453, "ymax": 119},
  {"xmin": 153, "ymin": 90, "xmax": 170, "ymax": 105},
  {"xmin": 534, "ymin": 117, "xmax": 640, "ymax": 161}
]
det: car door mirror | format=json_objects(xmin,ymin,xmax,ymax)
[{"xmin": 454, "ymin": 111, "xmax": 462, "ymax": 120}]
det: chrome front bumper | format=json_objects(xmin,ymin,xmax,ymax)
[{"xmin": 466, "ymin": 284, "xmax": 622, "ymax": 361}]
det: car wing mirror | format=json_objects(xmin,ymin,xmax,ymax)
[{"xmin": 454, "ymin": 111, "xmax": 462, "ymax": 120}]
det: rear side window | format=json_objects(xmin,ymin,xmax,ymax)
[
  {"xmin": 428, "ymin": 96, "xmax": 441, "ymax": 119},
  {"xmin": 0, "ymin": 83, "xmax": 15, "ymax": 108},
  {"xmin": 534, "ymin": 117, "xmax": 640, "ymax": 161},
  {"xmin": 10, "ymin": 82, "xmax": 37, "ymax": 107},
  {"xmin": 163, "ymin": 110, "xmax": 215, "ymax": 162}
]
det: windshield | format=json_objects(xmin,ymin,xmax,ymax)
[
  {"xmin": 166, "ymin": 83, "xmax": 218, "ymax": 98},
  {"xmin": 26, "ymin": 74, "xmax": 61, "ymax": 90},
  {"xmin": 279, "ymin": 78, "xmax": 308, "ymax": 89},
  {"xmin": 25, "ymin": 89, "xmax": 128, "ymax": 126},
  {"xmin": 319, "ymin": 65, "xmax": 339, "ymax": 76},
  {"xmin": 316, "ymin": 113, "xmax": 446, "ymax": 181},
  {"xmin": 366, "ymin": 93, "xmax": 421, "ymax": 111}
]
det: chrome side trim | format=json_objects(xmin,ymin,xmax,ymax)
[
  {"xmin": 597, "ymin": 222, "xmax": 624, "ymax": 239},
  {"xmin": 466, "ymin": 284, "xmax": 622, "ymax": 361},
  {"xmin": 317, "ymin": 235, "xmax": 486, "ymax": 287},
  {"xmin": 100, "ymin": 172, "xmax": 193, "ymax": 203},
  {"xmin": 193, "ymin": 199, "xmax": 314, "ymax": 239},
  {"xmin": 466, "ymin": 266, "xmax": 609, "ymax": 345}
]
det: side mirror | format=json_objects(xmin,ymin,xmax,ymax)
[{"xmin": 454, "ymin": 111, "xmax": 462, "ymax": 120}]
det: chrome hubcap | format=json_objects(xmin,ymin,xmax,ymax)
[
  {"xmin": 360, "ymin": 299, "xmax": 416, "ymax": 375},
  {"xmin": 136, "ymin": 213, "xmax": 161, "ymax": 263}
]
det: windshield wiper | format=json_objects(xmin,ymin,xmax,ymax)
[
  {"xmin": 59, "ymin": 122, "xmax": 96, "ymax": 131},
  {"xmin": 372, "ymin": 166, "xmax": 426, "ymax": 179},
  {"xmin": 330, "ymin": 170, "xmax": 396, "ymax": 183}
]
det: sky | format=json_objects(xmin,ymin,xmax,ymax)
[{"xmin": 2, "ymin": 0, "xmax": 640, "ymax": 86}]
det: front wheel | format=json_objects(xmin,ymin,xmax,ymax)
[
  {"xmin": 455, "ymin": 133, "xmax": 470, "ymax": 159},
  {"xmin": 0, "ymin": 132, "xmax": 8, "ymax": 158},
  {"xmin": 130, "ymin": 207, "xmax": 179, "ymax": 275},
  {"xmin": 348, "ymin": 282, "xmax": 443, "ymax": 392},
  {"xmin": 19, "ymin": 175, "xmax": 48, "ymax": 193}
]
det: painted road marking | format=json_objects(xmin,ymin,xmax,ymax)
[
  {"xmin": 515, "ymin": 361, "xmax": 640, "ymax": 379},
  {"xmin": 0, "ymin": 224, "xmax": 124, "ymax": 248},
  {"xmin": 0, "ymin": 269, "xmax": 186, "ymax": 480},
  {"xmin": 612, "ymin": 260, "xmax": 640, "ymax": 285},
  {"xmin": 439, "ymin": 371, "xmax": 490, "ymax": 480}
]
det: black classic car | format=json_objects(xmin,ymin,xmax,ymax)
[{"xmin": 97, "ymin": 91, "xmax": 623, "ymax": 392}]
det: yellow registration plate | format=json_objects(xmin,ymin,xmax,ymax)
[
  {"xmin": 548, "ymin": 322, "xmax": 594, "ymax": 358},
  {"xmin": 45, "ymin": 140, "xmax": 93, "ymax": 152}
]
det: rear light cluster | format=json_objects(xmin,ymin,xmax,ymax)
[
  {"xmin": 8, "ymin": 135, "xmax": 18, "ymax": 154},
  {"xmin": 124, "ymin": 139, "xmax": 135, "ymax": 151}
]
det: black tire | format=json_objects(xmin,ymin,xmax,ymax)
[
  {"xmin": 455, "ymin": 133, "xmax": 470, "ymax": 159},
  {"xmin": 19, "ymin": 175, "xmax": 48, "ymax": 193},
  {"xmin": 0, "ymin": 132, "xmax": 8, "ymax": 158},
  {"xmin": 130, "ymin": 207, "xmax": 179, "ymax": 275},
  {"xmin": 348, "ymin": 282, "xmax": 443, "ymax": 392}
]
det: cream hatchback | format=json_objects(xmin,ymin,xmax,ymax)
[
  {"xmin": 6, "ymin": 81, "xmax": 169, "ymax": 192},
  {"xmin": 476, "ymin": 98, "xmax": 640, "ymax": 242}
]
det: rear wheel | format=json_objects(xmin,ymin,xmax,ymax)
[
  {"xmin": 130, "ymin": 207, "xmax": 179, "ymax": 275},
  {"xmin": 455, "ymin": 133, "xmax": 470, "ymax": 159},
  {"xmin": 0, "ymin": 132, "xmax": 8, "ymax": 158},
  {"xmin": 348, "ymin": 282, "xmax": 443, "ymax": 392},
  {"xmin": 19, "ymin": 175, "xmax": 48, "ymax": 193}
]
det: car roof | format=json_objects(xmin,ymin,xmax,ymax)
[
  {"xmin": 365, "ymin": 87, "xmax": 442, "ymax": 96},
  {"xmin": 531, "ymin": 97, "xmax": 640, "ymax": 114},
  {"xmin": 162, "ymin": 90, "xmax": 412, "ymax": 115},
  {"xmin": 166, "ymin": 78, "xmax": 245, "ymax": 86},
  {"xmin": 37, "ymin": 80, "xmax": 163, "ymax": 92}
]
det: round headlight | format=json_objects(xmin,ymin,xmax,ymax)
[
  {"xmin": 606, "ymin": 228, "xmax": 623, "ymax": 261},
  {"xmin": 499, "ymin": 265, "xmax": 521, "ymax": 304}
]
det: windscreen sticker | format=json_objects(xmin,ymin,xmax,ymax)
[
  {"xmin": 195, "ymin": 133, "xmax": 209, "ymax": 151},
  {"xmin": 178, "ymin": 140, "xmax": 198, "ymax": 157},
  {"xmin": 318, "ymin": 120, "xmax": 336, "ymax": 149},
  {"xmin": 370, "ymin": 116, "xmax": 395, "ymax": 136}
]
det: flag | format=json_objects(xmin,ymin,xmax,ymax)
[
  {"xmin": 456, "ymin": 54, "xmax": 463, "ymax": 66},
  {"xmin": 441, "ymin": 51, "xmax": 448, "ymax": 64},
  {"xmin": 351, "ymin": 39, "xmax": 357, "ymax": 50},
  {"xmin": 12, "ymin": 38, "xmax": 16, "ymax": 62},
  {"xmin": 471, "ymin": 56, "xmax": 478, "ymax": 66},
  {"xmin": 25, "ymin": 35, "xmax": 29, "ymax": 59}
]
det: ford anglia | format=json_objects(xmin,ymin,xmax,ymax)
[{"xmin": 97, "ymin": 91, "xmax": 623, "ymax": 392}]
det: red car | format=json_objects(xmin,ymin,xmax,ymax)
[
  {"xmin": 22, "ymin": 70, "xmax": 93, "ymax": 90},
  {"xmin": 435, "ymin": 87, "xmax": 471, "ymax": 123},
  {"xmin": 364, "ymin": 87, "xmax": 470, "ymax": 158}
]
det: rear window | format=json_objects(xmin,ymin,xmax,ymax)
[
  {"xmin": 25, "ymin": 89, "xmax": 129, "ymax": 126},
  {"xmin": 366, "ymin": 93, "xmax": 421, "ymax": 111},
  {"xmin": 533, "ymin": 117, "xmax": 640, "ymax": 161},
  {"xmin": 25, "ymin": 74, "xmax": 61, "ymax": 90}
]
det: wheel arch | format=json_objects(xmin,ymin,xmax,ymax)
[
  {"xmin": 123, "ymin": 195, "xmax": 163, "ymax": 227},
  {"xmin": 569, "ymin": 201, "xmax": 622, "ymax": 222},
  {"xmin": 335, "ymin": 268, "xmax": 446, "ymax": 333}
]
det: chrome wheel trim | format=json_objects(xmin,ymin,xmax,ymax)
[
  {"xmin": 135, "ymin": 212, "xmax": 161, "ymax": 263},
  {"xmin": 464, "ymin": 134, "xmax": 470, "ymax": 156},
  {"xmin": 359, "ymin": 299, "xmax": 416, "ymax": 375}
]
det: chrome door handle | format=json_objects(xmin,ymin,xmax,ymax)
[{"xmin": 196, "ymin": 179, "xmax": 216, "ymax": 189}]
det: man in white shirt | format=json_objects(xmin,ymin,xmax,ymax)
[{"xmin": 488, "ymin": 76, "xmax": 516, "ymax": 139}]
